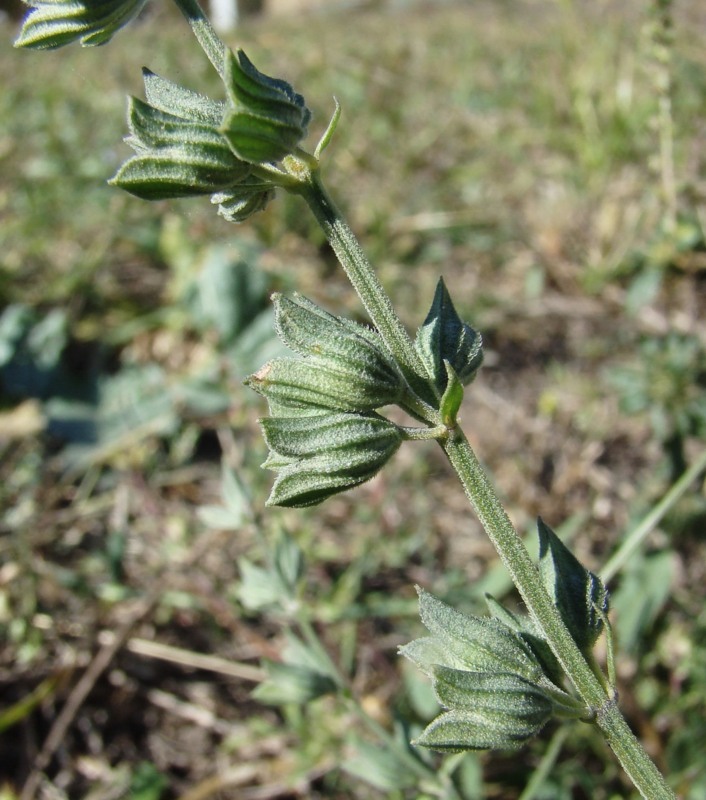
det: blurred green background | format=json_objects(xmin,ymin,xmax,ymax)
[{"xmin": 1, "ymin": 1, "xmax": 705, "ymax": 798}]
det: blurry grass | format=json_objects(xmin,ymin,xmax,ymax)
[{"xmin": 1, "ymin": 0, "xmax": 706, "ymax": 798}]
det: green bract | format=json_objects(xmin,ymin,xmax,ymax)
[
  {"xmin": 415, "ymin": 278, "xmax": 483, "ymax": 391},
  {"xmin": 221, "ymin": 49, "xmax": 312, "ymax": 165},
  {"xmin": 15, "ymin": 0, "xmax": 147, "ymax": 49},
  {"xmin": 439, "ymin": 361, "xmax": 464, "ymax": 427},
  {"xmin": 401, "ymin": 588, "xmax": 573, "ymax": 753},
  {"xmin": 537, "ymin": 518, "xmax": 610, "ymax": 657}
]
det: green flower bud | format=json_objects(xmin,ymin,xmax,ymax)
[
  {"xmin": 15, "ymin": 0, "xmax": 146, "ymax": 49},
  {"xmin": 221, "ymin": 49, "xmax": 311, "ymax": 165},
  {"xmin": 259, "ymin": 412, "xmax": 403, "ymax": 508},
  {"xmin": 414, "ymin": 670, "xmax": 553, "ymax": 752},
  {"xmin": 269, "ymin": 293, "xmax": 405, "ymax": 410},
  {"xmin": 400, "ymin": 588, "xmax": 544, "ymax": 683},
  {"xmin": 246, "ymin": 356, "xmax": 401, "ymax": 413},
  {"xmin": 111, "ymin": 95, "xmax": 250, "ymax": 201},
  {"xmin": 247, "ymin": 295, "xmax": 405, "ymax": 413},
  {"xmin": 108, "ymin": 70, "xmax": 279, "ymax": 222}
]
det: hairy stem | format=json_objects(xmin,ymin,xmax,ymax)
[
  {"xmin": 442, "ymin": 429, "xmax": 674, "ymax": 799},
  {"xmin": 298, "ymin": 172, "xmax": 439, "ymax": 412},
  {"xmin": 171, "ymin": 0, "xmax": 226, "ymax": 78}
]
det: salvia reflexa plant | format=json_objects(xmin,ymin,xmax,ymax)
[{"xmin": 14, "ymin": 2, "xmax": 679, "ymax": 798}]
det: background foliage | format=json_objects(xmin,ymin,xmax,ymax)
[{"xmin": 1, "ymin": 0, "xmax": 705, "ymax": 797}]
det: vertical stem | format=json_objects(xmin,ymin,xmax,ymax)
[
  {"xmin": 442, "ymin": 428, "xmax": 676, "ymax": 800},
  {"xmin": 293, "ymin": 164, "xmax": 678, "ymax": 794},
  {"xmin": 442, "ymin": 429, "xmax": 608, "ymax": 706},
  {"xmin": 598, "ymin": 701, "xmax": 675, "ymax": 799},
  {"xmin": 292, "ymin": 165, "xmax": 676, "ymax": 796},
  {"xmin": 171, "ymin": 0, "xmax": 226, "ymax": 79},
  {"xmin": 298, "ymin": 173, "xmax": 438, "ymax": 408},
  {"xmin": 297, "ymin": 177, "xmax": 676, "ymax": 797}
]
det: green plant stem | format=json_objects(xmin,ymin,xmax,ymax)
[
  {"xmin": 601, "ymin": 447, "xmax": 706, "ymax": 583},
  {"xmin": 298, "ymin": 172, "xmax": 439, "ymax": 414},
  {"xmin": 442, "ymin": 428, "xmax": 607, "ymax": 701},
  {"xmin": 442, "ymin": 427, "xmax": 674, "ymax": 799},
  {"xmin": 302, "ymin": 174, "xmax": 676, "ymax": 799},
  {"xmin": 171, "ymin": 0, "xmax": 226, "ymax": 79}
]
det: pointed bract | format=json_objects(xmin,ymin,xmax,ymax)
[
  {"xmin": 415, "ymin": 278, "xmax": 483, "ymax": 391},
  {"xmin": 411, "ymin": 588, "xmax": 543, "ymax": 683},
  {"xmin": 537, "ymin": 518, "xmax": 609, "ymax": 656}
]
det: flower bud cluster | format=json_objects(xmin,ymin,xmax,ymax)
[
  {"xmin": 246, "ymin": 294, "xmax": 407, "ymax": 508},
  {"xmin": 109, "ymin": 69, "xmax": 277, "ymax": 220},
  {"xmin": 400, "ymin": 588, "xmax": 575, "ymax": 752},
  {"xmin": 106, "ymin": 46, "xmax": 311, "ymax": 222}
]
